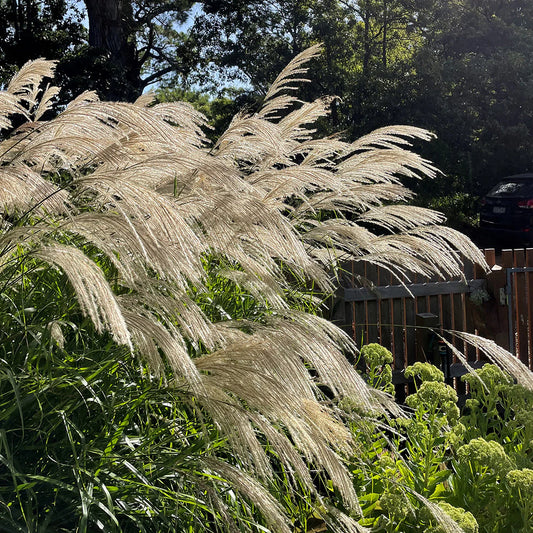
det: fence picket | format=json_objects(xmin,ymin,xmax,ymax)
[
  {"xmin": 527, "ymin": 249, "xmax": 533, "ymax": 368},
  {"xmin": 514, "ymin": 250, "xmax": 529, "ymax": 364}
]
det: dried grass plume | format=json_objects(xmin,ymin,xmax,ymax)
[{"xmin": 0, "ymin": 51, "xmax": 489, "ymax": 530}]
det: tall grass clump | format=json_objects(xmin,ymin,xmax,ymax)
[{"xmin": 0, "ymin": 47, "xmax": 488, "ymax": 531}]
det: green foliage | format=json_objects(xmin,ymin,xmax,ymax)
[
  {"xmin": 506, "ymin": 469, "xmax": 533, "ymax": 525},
  {"xmin": 191, "ymin": 0, "xmax": 533, "ymax": 232},
  {"xmin": 456, "ymin": 438, "xmax": 513, "ymax": 477},
  {"xmin": 0, "ymin": 351, "xmax": 229, "ymax": 532},
  {"xmin": 346, "ymin": 353, "xmax": 533, "ymax": 532},
  {"xmin": 405, "ymin": 381, "xmax": 459, "ymax": 425},
  {"xmin": 424, "ymin": 193, "xmax": 480, "ymax": 234},
  {"xmin": 193, "ymin": 0, "xmax": 315, "ymax": 92},
  {"xmin": 0, "ymin": 247, "xmax": 280, "ymax": 532},
  {"xmin": 0, "ymin": 0, "xmax": 85, "ymax": 87},
  {"xmin": 359, "ymin": 343, "xmax": 394, "ymax": 394},
  {"xmin": 461, "ymin": 364, "xmax": 519, "ymax": 441},
  {"xmin": 0, "ymin": 230, "xmax": 342, "ymax": 531},
  {"xmin": 1, "ymin": 1, "xmax": 199, "ymax": 102},
  {"xmin": 448, "ymin": 365, "xmax": 533, "ymax": 530}
]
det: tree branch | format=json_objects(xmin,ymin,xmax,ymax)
[
  {"xmin": 138, "ymin": 24, "xmax": 155, "ymax": 66},
  {"xmin": 141, "ymin": 65, "xmax": 178, "ymax": 86}
]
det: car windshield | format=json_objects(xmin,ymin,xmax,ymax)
[{"xmin": 488, "ymin": 179, "xmax": 533, "ymax": 197}]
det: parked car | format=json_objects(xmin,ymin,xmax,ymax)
[{"xmin": 479, "ymin": 173, "xmax": 533, "ymax": 246}]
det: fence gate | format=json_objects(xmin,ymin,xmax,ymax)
[{"xmin": 330, "ymin": 248, "xmax": 533, "ymax": 398}]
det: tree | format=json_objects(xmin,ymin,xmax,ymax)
[
  {"xmin": 79, "ymin": 0, "xmax": 196, "ymax": 100},
  {"xmin": 0, "ymin": 0, "xmax": 199, "ymax": 102},
  {"xmin": 0, "ymin": 0, "xmax": 86, "ymax": 85},
  {"xmin": 407, "ymin": 0, "xmax": 533, "ymax": 196},
  {"xmin": 192, "ymin": 0, "xmax": 315, "ymax": 94}
]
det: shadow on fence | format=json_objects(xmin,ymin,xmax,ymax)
[{"xmin": 330, "ymin": 248, "xmax": 533, "ymax": 401}]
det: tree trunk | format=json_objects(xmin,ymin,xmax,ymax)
[
  {"xmin": 362, "ymin": 11, "xmax": 371, "ymax": 78},
  {"xmin": 382, "ymin": 0, "xmax": 388, "ymax": 69},
  {"xmin": 83, "ymin": 0, "xmax": 142, "ymax": 100}
]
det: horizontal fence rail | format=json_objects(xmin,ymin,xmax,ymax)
[{"xmin": 344, "ymin": 279, "xmax": 486, "ymax": 302}]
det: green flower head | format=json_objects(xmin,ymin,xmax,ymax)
[
  {"xmin": 360, "ymin": 343, "xmax": 393, "ymax": 368},
  {"xmin": 442, "ymin": 400, "xmax": 460, "ymax": 425},
  {"xmin": 506, "ymin": 468, "xmax": 533, "ymax": 496},
  {"xmin": 462, "ymin": 363, "xmax": 512, "ymax": 395},
  {"xmin": 377, "ymin": 453, "xmax": 397, "ymax": 471},
  {"xmin": 405, "ymin": 381, "xmax": 457, "ymax": 412},
  {"xmin": 405, "ymin": 362, "xmax": 444, "ymax": 383},
  {"xmin": 402, "ymin": 418, "xmax": 431, "ymax": 440},
  {"xmin": 507, "ymin": 384, "xmax": 533, "ymax": 411},
  {"xmin": 464, "ymin": 398, "xmax": 480, "ymax": 411},
  {"xmin": 457, "ymin": 437, "xmax": 513, "ymax": 476},
  {"xmin": 448, "ymin": 421, "xmax": 466, "ymax": 448},
  {"xmin": 380, "ymin": 489, "xmax": 412, "ymax": 522},
  {"xmin": 425, "ymin": 502, "xmax": 479, "ymax": 533},
  {"xmin": 515, "ymin": 409, "xmax": 533, "ymax": 434}
]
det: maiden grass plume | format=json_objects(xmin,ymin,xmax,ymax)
[
  {"xmin": 0, "ymin": 48, "xmax": 494, "ymax": 531},
  {"xmin": 425, "ymin": 502, "xmax": 479, "ymax": 533}
]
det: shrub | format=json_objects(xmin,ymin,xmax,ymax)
[{"xmin": 350, "ymin": 348, "xmax": 533, "ymax": 532}]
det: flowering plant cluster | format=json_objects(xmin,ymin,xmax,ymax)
[
  {"xmin": 351, "ymin": 351, "xmax": 533, "ymax": 532},
  {"xmin": 359, "ymin": 343, "xmax": 395, "ymax": 395}
]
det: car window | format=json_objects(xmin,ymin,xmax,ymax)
[{"xmin": 488, "ymin": 180, "xmax": 533, "ymax": 196}]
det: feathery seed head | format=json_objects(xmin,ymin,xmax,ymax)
[{"xmin": 0, "ymin": 48, "xmax": 491, "ymax": 530}]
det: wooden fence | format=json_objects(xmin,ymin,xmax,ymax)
[{"xmin": 330, "ymin": 248, "xmax": 533, "ymax": 399}]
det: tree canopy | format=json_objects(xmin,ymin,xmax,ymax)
[
  {"xmin": 0, "ymin": 0, "xmax": 197, "ymax": 101},
  {"xmin": 2, "ymin": 0, "xmax": 533, "ymax": 226}
]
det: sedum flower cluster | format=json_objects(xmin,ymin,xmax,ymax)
[
  {"xmin": 462, "ymin": 363, "xmax": 513, "ymax": 396},
  {"xmin": 351, "ymin": 353, "xmax": 533, "ymax": 531},
  {"xmin": 404, "ymin": 363, "xmax": 459, "ymax": 425},
  {"xmin": 456, "ymin": 437, "xmax": 513, "ymax": 477},
  {"xmin": 506, "ymin": 468, "xmax": 533, "ymax": 496},
  {"xmin": 379, "ymin": 488, "xmax": 413, "ymax": 524},
  {"xmin": 405, "ymin": 361, "xmax": 444, "ymax": 383},
  {"xmin": 406, "ymin": 381, "xmax": 459, "ymax": 422},
  {"xmin": 359, "ymin": 343, "xmax": 395, "ymax": 395},
  {"xmin": 360, "ymin": 343, "xmax": 393, "ymax": 368}
]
